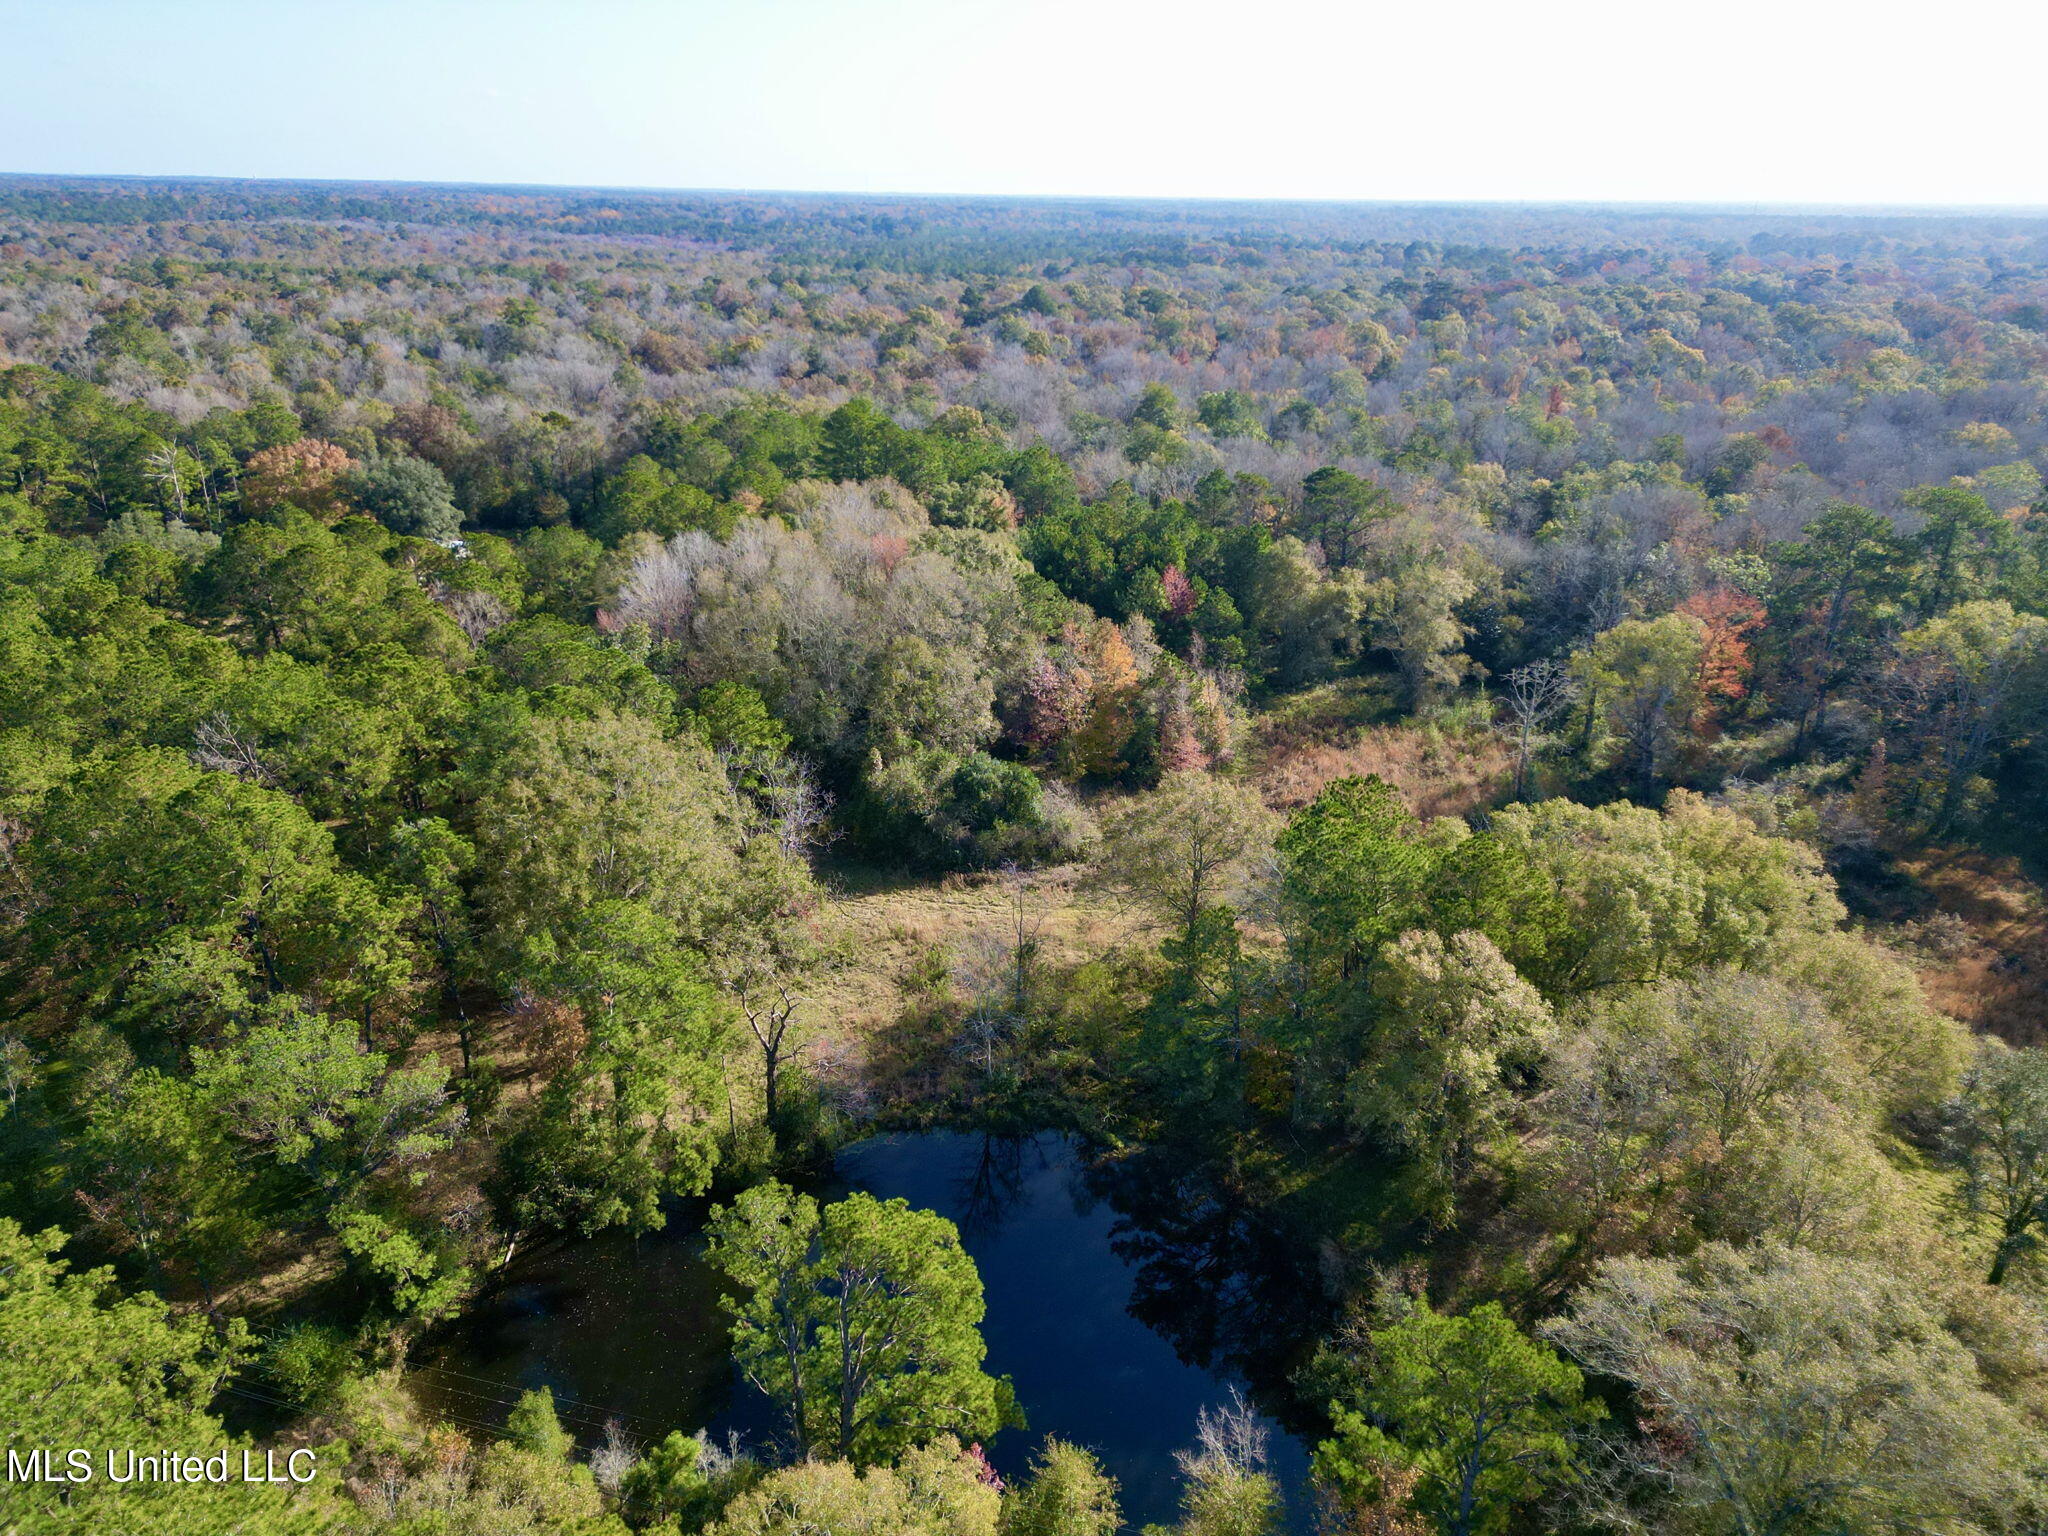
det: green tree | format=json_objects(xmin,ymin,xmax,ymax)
[
  {"xmin": 389, "ymin": 816, "xmax": 482, "ymax": 1070},
  {"xmin": 1946, "ymin": 1040, "xmax": 2048, "ymax": 1285},
  {"xmin": 593, "ymin": 453, "xmax": 726, "ymax": 544},
  {"xmin": 22, "ymin": 749, "xmax": 421, "ymax": 1032},
  {"xmin": 1568, "ymin": 612, "xmax": 1705, "ymax": 795},
  {"xmin": 1003, "ymin": 1439, "xmax": 1120, "ymax": 1536},
  {"xmin": 332, "ymin": 1207, "xmax": 469, "ymax": 1327},
  {"xmin": 1318, "ymin": 1302, "xmax": 1597, "ymax": 1536},
  {"xmin": 507, "ymin": 1385, "xmax": 576, "ymax": 1460},
  {"xmin": 349, "ymin": 453, "xmax": 462, "ymax": 541},
  {"xmin": 1130, "ymin": 383, "xmax": 1181, "ymax": 430},
  {"xmin": 686, "ymin": 678, "xmax": 793, "ymax": 763},
  {"xmin": 1197, "ymin": 391, "xmax": 1266, "ymax": 441},
  {"xmin": 710, "ymin": 1439, "xmax": 999, "ymax": 1536},
  {"xmin": 73, "ymin": 1070, "xmax": 257, "ymax": 1306},
  {"xmin": 707, "ymin": 1181, "xmax": 1017, "ymax": 1464},
  {"xmin": 1361, "ymin": 518, "xmax": 1480, "ymax": 710},
  {"xmin": 621, "ymin": 1430, "xmax": 759, "ymax": 1530},
  {"xmin": 1354, "ymin": 932, "xmax": 1553, "ymax": 1225},
  {"xmin": 192, "ymin": 510, "xmax": 467, "ymax": 664},
  {"xmin": 1549, "ymin": 1243, "xmax": 2037, "ymax": 1534},
  {"xmin": 820, "ymin": 398, "xmax": 901, "ymax": 481},
  {"xmin": 0, "ymin": 1219, "xmax": 341, "ymax": 1535},
  {"xmin": 194, "ymin": 1009, "xmax": 459, "ymax": 1211},
  {"xmin": 1905, "ymin": 482, "xmax": 2013, "ymax": 617},
  {"xmin": 1295, "ymin": 467, "xmax": 1391, "ymax": 569},
  {"xmin": 1277, "ymin": 776, "xmax": 1439, "ymax": 993},
  {"xmin": 494, "ymin": 900, "xmax": 727, "ymax": 1237},
  {"xmin": 1769, "ymin": 501, "xmax": 1899, "ymax": 753},
  {"xmin": 1483, "ymin": 793, "xmax": 1843, "ymax": 996},
  {"xmin": 471, "ymin": 709, "xmax": 741, "ymax": 968},
  {"xmin": 1880, "ymin": 599, "xmax": 2048, "ymax": 832},
  {"xmin": 1098, "ymin": 771, "xmax": 1278, "ymax": 937}
]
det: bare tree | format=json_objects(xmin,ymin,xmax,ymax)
[
  {"xmin": 432, "ymin": 584, "xmax": 512, "ymax": 643},
  {"xmin": 749, "ymin": 752, "xmax": 837, "ymax": 859},
  {"xmin": 144, "ymin": 441, "xmax": 189, "ymax": 517},
  {"xmin": 1495, "ymin": 658, "xmax": 1578, "ymax": 802},
  {"xmin": 589, "ymin": 1420, "xmax": 637, "ymax": 1497},
  {"xmin": 1180, "ymin": 1386, "xmax": 1271, "ymax": 1478},
  {"xmin": 191, "ymin": 711, "xmax": 277, "ymax": 786},
  {"xmin": 737, "ymin": 979, "xmax": 806, "ymax": 1131},
  {"xmin": 0, "ymin": 1034, "xmax": 37, "ymax": 1108}
]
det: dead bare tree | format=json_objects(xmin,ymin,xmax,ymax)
[
  {"xmin": 191, "ymin": 711, "xmax": 278, "ymax": 786},
  {"xmin": 1495, "ymin": 658, "xmax": 1578, "ymax": 802},
  {"xmin": 736, "ymin": 978, "xmax": 805, "ymax": 1131}
]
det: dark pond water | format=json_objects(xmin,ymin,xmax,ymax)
[{"xmin": 416, "ymin": 1131, "xmax": 1319, "ymax": 1528}]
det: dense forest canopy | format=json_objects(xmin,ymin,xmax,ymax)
[{"xmin": 3, "ymin": 177, "xmax": 2048, "ymax": 1536}]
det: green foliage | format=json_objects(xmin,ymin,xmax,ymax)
[
  {"xmin": 485, "ymin": 615, "xmax": 675, "ymax": 722},
  {"xmin": 1353, "ymin": 932, "xmax": 1552, "ymax": 1225},
  {"xmin": 1550, "ymin": 1243, "xmax": 2040, "ymax": 1534},
  {"xmin": 7, "ymin": 185, "xmax": 2048, "ymax": 1536},
  {"xmin": 1196, "ymin": 391, "xmax": 1266, "ymax": 441},
  {"xmin": 686, "ymin": 679, "xmax": 793, "ymax": 760},
  {"xmin": 1002, "ymin": 1439, "xmax": 1120, "ymax": 1536},
  {"xmin": 1483, "ymin": 792, "xmax": 1844, "ymax": 995},
  {"xmin": 507, "ymin": 1385, "xmax": 576, "ymax": 1460},
  {"xmin": 191, "ymin": 510, "xmax": 468, "ymax": 664},
  {"xmin": 1883, "ymin": 599, "xmax": 2048, "ymax": 831},
  {"xmin": 0, "ymin": 1219, "xmax": 342, "ymax": 1534},
  {"xmin": 261, "ymin": 1322, "xmax": 357, "ymax": 1410},
  {"xmin": 492, "ymin": 900, "xmax": 727, "ymax": 1236},
  {"xmin": 350, "ymin": 453, "xmax": 463, "ymax": 541},
  {"xmin": 1566, "ymin": 611, "xmax": 1705, "ymax": 793},
  {"xmin": 1294, "ymin": 466, "xmax": 1391, "ymax": 569},
  {"xmin": 1277, "ymin": 775, "xmax": 1440, "ymax": 993},
  {"xmin": 1946, "ymin": 1040, "xmax": 2048, "ymax": 1284},
  {"xmin": 333, "ymin": 1207, "xmax": 470, "ymax": 1325},
  {"xmin": 707, "ymin": 1181, "xmax": 1018, "ymax": 1464},
  {"xmin": 193, "ymin": 1010, "xmax": 458, "ymax": 1205},
  {"xmin": 72, "ymin": 1068, "xmax": 257, "ymax": 1296},
  {"xmin": 594, "ymin": 454, "xmax": 731, "ymax": 544},
  {"xmin": 471, "ymin": 709, "xmax": 741, "ymax": 968},
  {"xmin": 709, "ymin": 1438, "xmax": 999, "ymax": 1536},
  {"xmin": 1317, "ymin": 1302, "xmax": 1597, "ymax": 1536},
  {"xmin": 621, "ymin": 1430, "xmax": 760, "ymax": 1530},
  {"xmin": 1102, "ymin": 770, "xmax": 1278, "ymax": 935}
]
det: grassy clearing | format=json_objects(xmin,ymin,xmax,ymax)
[
  {"xmin": 801, "ymin": 859, "xmax": 1146, "ymax": 1073},
  {"xmin": 1248, "ymin": 679, "xmax": 1510, "ymax": 818}
]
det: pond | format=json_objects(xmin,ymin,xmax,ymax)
[{"xmin": 415, "ymin": 1131, "xmax": 1318, "ymax": 1529}]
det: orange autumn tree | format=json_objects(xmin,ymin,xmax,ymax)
[
  {"xmin": 1678, "ymin": 588, "xmax": 1765, "ymax": 730},
  {"xmin": 243, "ymin": 437, "xmax": 357, "ymax": 518}
]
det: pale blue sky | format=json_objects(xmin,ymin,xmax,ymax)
[{"xmin": 4, "ymin": 0, "xmax": 2042, "ymax": 206}]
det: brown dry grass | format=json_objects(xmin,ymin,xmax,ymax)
[
  {"xmin": 1255, "ymin": 722, "xmax": 1510, "ymax": 818},
  {"xmin": 1246, "ymin": 678, "xmax": 1509, "ymax": 818},
  {"xmin": 1893, "ymin": 847, "xmax": 2048, "ymax": 1045}
]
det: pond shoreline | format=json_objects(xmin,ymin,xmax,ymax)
[{"xmin": 412, "ymin": 1128, "xmax": 1318, "ymax": 1530}]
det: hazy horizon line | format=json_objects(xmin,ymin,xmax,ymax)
[{"xmin": 5, "ymin": 168, "xmax": 2048, "ymax": 220}]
